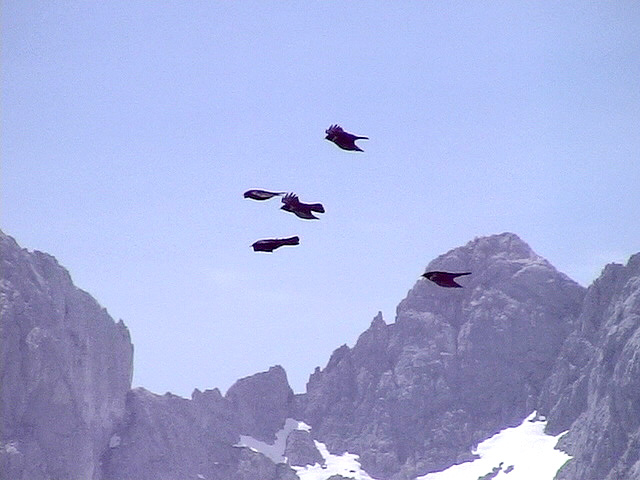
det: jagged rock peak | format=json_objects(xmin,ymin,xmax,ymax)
[
  {"xmin": 423, "ymin": 232, "xmax": 559, "ymax": 278},
  {"xmin": 398, "ymin": 232, "xmax": 585, "ymax": 324},
  {"xmin": 226, "ymin": 365, "xmax": 290, "ymax": 393},
  {"xmin": 594, "ymin": 252, "xmax": 640, "ymax": 288},
  {"xmin": 104, "ymin": 381, "xmax": 299, "ymax": 480},
  {"xmin": 432, "ymin": 232, "xmax": 538, "ymax": 265},
  {"xmin": 102, "ymin": 386, "xmax": 243, "ymax": 480},
  {"xmin": 370, "ymin": 311, "xmax": 386, "ymax": 329},
  {"xmin": 191, "ymin": 386, "xmax": 223, "ymax": 401},
  {"xmin": 225, "ymin": 365, "xmax": 294, "ymax": 442}
]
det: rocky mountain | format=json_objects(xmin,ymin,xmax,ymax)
[
  {"xmin": 300, "ymin": 233, "xmax": 586, "ymax": 479},
  {"xmin": 1, "ymin": 229, "xmax": 638, "ymax": 480}
]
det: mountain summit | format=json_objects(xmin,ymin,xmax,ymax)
[{"xmin": 301, "ymin": 232, "xmax": 585, "ymax": 479}]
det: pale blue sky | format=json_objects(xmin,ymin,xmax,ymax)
[{"xmin": 3, "ymin": 1, "xmax": 639, "ymax": 396}]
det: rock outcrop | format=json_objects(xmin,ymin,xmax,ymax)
[
  {"xmin": 226, "ymin": 365, "xmax": 295, "ymax": 443},
  {"xmin": 301, "ymin": 233, "xmax": 586, "ymax": 479},
  {"xmin": 0, "ymin": 231, "xmax": 133, "ymax": 480},
  {"xmin": 540, "ymin": 253, "xmax": 640, "ymax": 480},
  {"xmin": 284, "ymin": 430, "xmax": 324, "ymax": 467}
]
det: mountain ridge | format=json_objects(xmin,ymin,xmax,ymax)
[{"xmin": 1, "ymin": 229, "xmax": 638, "ymax": 480}]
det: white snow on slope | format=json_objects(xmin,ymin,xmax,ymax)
[
  {"xmin": 235, "ymin": 418, "xmax": 310, "ymax": 463},
  {"xmin": 292, "ymin": 440, "xmax": 378, "ymax": 480},
  {"xmin": 417, "ymin": 412, "xmax": 571, "ymax": 480},
  {"xmin": 235, "ymin": 418, "xmax": 378, "ymax": 479},
  {"xmin": 234, "ymin": 412, "xmax": 568, "ymax": 480}
]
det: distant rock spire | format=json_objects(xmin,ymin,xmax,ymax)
[{"xmin": 370, "ymin": 311, "xmax": 385, "ymax": 329}]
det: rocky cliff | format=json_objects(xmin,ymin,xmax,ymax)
[
  {"xmin": 0, "ymin": 231, "xmax": 133, "ymax": 480},
  {"xmin": 540, "ymin": 253, "xmax": 640, "ymax": 480}
]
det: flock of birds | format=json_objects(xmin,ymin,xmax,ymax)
[{"xmin": 243, "ymin": 124, "xmax": 471, "ymax": 289}]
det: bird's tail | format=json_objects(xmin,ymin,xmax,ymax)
[
  {"xmin": 355, "ymin": 135, "xmax": 369, "ymax": 140},
  {"xmin": 308, "ymin": 203, "xmax": 325, "ymax": 213},
  {"xmin": 454, "ymin": 272, "xmax": 472, "ymax": 277},
  {"xmin": 281, "ymin": 236, "xmax": 300, "ymax": 245}
]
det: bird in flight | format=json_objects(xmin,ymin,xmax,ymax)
[
  {"xmin": 325, "ymin": 124, "xmax": 368, "ymax": 152},
  {"xmin": 251, "ymin": 236, "xmax": 300, "ymax": 252},
  {"xmin": 244, "ymin": 189, "xmax": 286, "ymax": 201},
  {"xmin": 281, "ymin": 193, "xmax": 325, "ymax": 220},
  {"xmin": 422, "ymin": 271, "xmax": 471, "ymax": 288}
]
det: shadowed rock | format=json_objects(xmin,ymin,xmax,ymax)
[
  {"xmin": 226, "ymin": 365, "xmax": 295, "ymax": 443},
  {"xmin": 285, "ymin": 429, "xmax": 324, "ymax": 467}
]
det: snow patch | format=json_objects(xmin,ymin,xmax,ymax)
[
  {"xmin": 297, "ymin": 420, "xmax": 312, "ymax": 432},
  {"xmin": 417, "ymin": 412, "xmax": 571, "ymax": 480},
  {"xmin": 25, "ymin": 327, "xmax": 48, "ymax": 349},
  {"xmin": 235, "ymin": 418, "xmax": 309, "ymax": 463},
  {"xmin": 109, "ymin": 434, "xmax": 121, "ymax": 448},
  {"xmin": 3, "ymin": 442, "xmax": 20, "ymax": 455},
  {"xmin": 235, "ymin": 418, "xmax": 379, "ymax": 479},
  {"xmin": 293, "ymin": 440, "xmax": 378, "ymax": 480}
]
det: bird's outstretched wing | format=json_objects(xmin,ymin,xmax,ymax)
[
  {"xmin": 282, "ymin": 192, "xmax": 301, "ymax": 207},
  {"xmin": 243, "ymin": 189, "xmax": 285, "ymax": 201},
  {"xmin": 422, "ymin": 271, "xmax": 471, "ymax": 288},
  {"xmin": 325, "ymin": 124, "xmax": 345, "ymax": 136}
]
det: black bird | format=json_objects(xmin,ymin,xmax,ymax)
[
  {"xmin": 422, "ymin": 271, "xmax": 471, "ymax": 288},
  {"xmin": 325, "ymin": 124, "xmax": 368, "ymax": 152},
  {"xmin": 251, "ymin": 236, "xmax": 300, "ymax": 252},
  {"xmin": 281, "ymin": 193, "xmax": 325, "ymax": 220},
  {"xmin": 243, "ymin": 189, "xmax": 285, "ymax": 201}
]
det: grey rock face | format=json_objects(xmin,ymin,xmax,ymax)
[
  {"xmin": 226, "ymin": 365, "xmax": 295, "ymax": 442},
  {"xmin": 541, "ymin": 253, "xmax": 640, "ymax": 480},
  {"xmin": 302, "ymin": 233, "xmax": 585, "ymax": 479},
  {"xmin": 285, "ymin": 429, "xmax": 323, "ymax": 467},
  {"xmin": 103, "ymin": 380, "xmax": 298, "ymax": 480},
  {"xmin": 103, "ymin": 387, "xmax": 241, "ymax": 480},
  {"xmin": 0, "ymin": 231, "xmax": 133, "ymax": 480}
]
